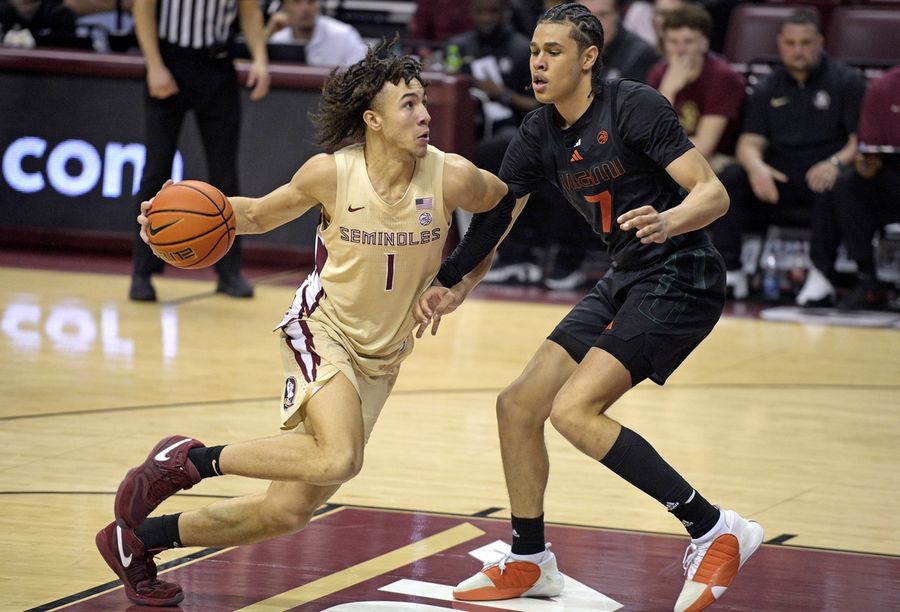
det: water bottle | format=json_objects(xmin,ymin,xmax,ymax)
[
  {"xmin": 761, "ymin": 242, "xmax": 780, "ymax": 301},
  {"xmin": 445, "ymin": 44, "xmax": 462, "ymax": 74},
  {"xmin": 91, "ymin": 27, "xmax": 110, "ymax": 53}
]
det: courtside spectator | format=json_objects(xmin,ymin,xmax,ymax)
[
  {"xmin": 712, "ymin": 10, "xmax": 865, "ymax": 304},
  {"xmin": 832, "ymin": 66, "xmax": 900, "ymax": 310},
  {"xmin": 647, "ymin": 4, "xmax": 744, "ymax": 171},
  {"xmin": 267, "ymin": 0, "xmax": 367, "ymax": 67}
]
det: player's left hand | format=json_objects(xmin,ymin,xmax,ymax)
[
  {"xmin": 414, "ymin": 284, "xmax": 463, "ymax": 338},
  {"xmin": 618, "ymin": 205, "xmax": 672, "ymax": 244}
]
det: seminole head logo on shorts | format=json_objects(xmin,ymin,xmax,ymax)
[{"xmin": 283, "ymin": 376, "xmax": 297, "ymax": 411}]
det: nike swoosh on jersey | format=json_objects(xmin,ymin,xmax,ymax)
[
  {"xmin": 148, "ymin": 219, "xmax": 182, "ymax": 236},
  {"xmin": 770, "ymin": 97, "xmax": 790, "ymax": 108},
  {"xmin": 154, "ymin": 438, "xmax": 194, "ymax": 462},
  {"xmin": 116, "ymin": 525, "xmax": 133, "ymax": 567},
  {"xmin": 347, "ymin": 205, "xmax": 365, "ymax": 212}
]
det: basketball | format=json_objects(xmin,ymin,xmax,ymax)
[{"xmin": 146, "ymin": 180, "xmax": 236, "ymax": 269}]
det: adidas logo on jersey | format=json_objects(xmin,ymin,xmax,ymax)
[{"xmin": 570, "ymin": 149, "xmax": 583, "ymax": 162}]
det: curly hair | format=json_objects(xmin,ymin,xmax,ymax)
[
  {"xmin": 538, "ymin": 2, "xmax": 605, "ymax": 93},
  {"xmin": 311, "ymin": 38, "xmax": 428, "ymax": 148}
]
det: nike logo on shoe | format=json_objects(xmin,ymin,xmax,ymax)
[
  {"xmin": 116, "ymin": 525, "xmax": 133, "ymax": 567},
  {"xmin": 148, "ymin": 219, "xmax": 182, "ymax": 236},
  {"xmin": 154, "ymin": 438, "xmax": 195, "ymax": 462}
]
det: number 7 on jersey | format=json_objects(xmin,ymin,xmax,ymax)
[{"xmin": 584, "ymin": 190, "xmax": 613, "ymax": 233}]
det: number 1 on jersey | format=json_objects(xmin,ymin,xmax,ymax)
[
  {"xmin": 385, "ymin": 253, "xmax": 396, "ymax": 291},
  {"xmin": 584, "ymin": 190, "xmax": 613, "ymax": 233}
]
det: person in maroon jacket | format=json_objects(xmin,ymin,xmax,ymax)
[
  {"xmin": 647, "ymin": 4, "xmax": 745, "ymax": 172},
  {"xmin": 408, "ymin": 0, "xmax": 474, "ymax": 41}
]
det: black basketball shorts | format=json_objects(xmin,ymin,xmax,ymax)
[{"xmin": 548, "ymin": 245, "xmax": 726, "ymax": 386}]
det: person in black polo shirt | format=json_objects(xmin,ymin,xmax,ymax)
[
  {"xmin": 129, "ymin": 0, "xmax": 270, "ymax": 301},
  {"xmin": 712, "ymin": 10, "xmax": 866, "ymax": 304}
]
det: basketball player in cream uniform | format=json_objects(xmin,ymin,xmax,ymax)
[
  {"xmin": 277, "ymin": 142, "xmax": 450, "ymax": 434},
  {"xmin": 98, "ymin": 41, "xmax": 515, "ymax": 606}
]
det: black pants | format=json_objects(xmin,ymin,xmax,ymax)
[
  {"xmin": 712, "ymin": 161, "xmax": 841, "ymax": 274},
  {"xmin": 132, "ymin": 43, "xmax": 243, "ymax": 278},
  {"xmin": 832, "ymin": 161, "xmax": 900, "ymax": 270}
]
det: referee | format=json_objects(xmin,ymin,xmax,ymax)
[{"xmin": 130, "ymin": 0, "xmax": 270, "ymax": 301}]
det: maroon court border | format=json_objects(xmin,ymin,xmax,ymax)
[{"xmin": 58, "ymin": 507, "xmax": 900, "ymax": 611}]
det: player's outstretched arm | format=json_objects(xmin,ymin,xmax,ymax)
[
  {"xmin": 415, "ymin": 155, "xmax": 528, "ymax": 337},
  {"xmin": 437, "ymin": 154, "xmax": 526, "ymax": 287},
  {"xmin": 230, "ymin": 154, "xmax": 336, "ymax": 235},
  {"xmin": 619, "ymin": 148, "xmax": 729, "ymax": 244}
]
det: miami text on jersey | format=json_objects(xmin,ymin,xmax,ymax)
[{"xmin": 558, "ymin": 157, "xmax": 626, "ymax": 191}]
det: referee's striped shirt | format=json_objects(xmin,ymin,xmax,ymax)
[{"xmin": 157, "ymin": 0, "xmax": 238, "ymax": 49}]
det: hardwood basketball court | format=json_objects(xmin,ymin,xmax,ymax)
[{"xmin": 1, "ymin": 257, "xmax": 898, "ymax": 611}]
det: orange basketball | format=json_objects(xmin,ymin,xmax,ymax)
[{"xmin": 146, "ymin": 180, "xmax": 236, "ymax": 269}]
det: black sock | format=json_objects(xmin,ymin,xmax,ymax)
[
  {"xmin": 134, "ymin": 513, "xmax": 182, "ymax": 550},
  {"xmin": 600, "ymin": 427, "xmax": 720, "ymax": 539},
  {"xmin": 188, "ymin": 445, "xmax": 225, "ymax": 479},
  {"xmin": 510, "ymin": 514, "xmax": 545, "ymax": 555}
]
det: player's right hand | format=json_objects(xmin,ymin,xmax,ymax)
[{"xmin": 138, "ymin": 180, "xmax": 174, "ymax": 246}]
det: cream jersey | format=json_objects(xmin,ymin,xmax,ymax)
[{"xmin": 278, "ymin": 144, "xmax": 451, "ymax": 373}]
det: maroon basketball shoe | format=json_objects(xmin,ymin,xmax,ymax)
[
  {"xmin": 115, "ymin": 435, "xmax": 203, "ymax": 528},
  {"xmin": 95, "ymin": 521, "xmax": 184, "ymax": 607}
]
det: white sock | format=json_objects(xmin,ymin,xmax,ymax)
[
  {"xmin": 509, "ymin": 549, "xmax": 546, "ymax": 563},
  {"xmin": 692, "ymin": 508, "xmax": 728, "ymax": 544}
]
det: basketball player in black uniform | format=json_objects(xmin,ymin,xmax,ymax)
[{"xmin": 416, "ymin": 4, "xmax": 763, "ymax": 610}]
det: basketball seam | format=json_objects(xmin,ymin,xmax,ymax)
[
  {"xmin": 147, "ymin": 209, "xmax": 224, "ymax": 218},
  {"xmin": 179, "ymin": 182, "xmax": 232, "ymax": 231},
  {"xmin": 180, "ymin": 231, "xmax": 233, "ymax": 268},
  {"xmin": 179, "ymin": 183, "xmax": 224, "ymax": 211},
  {"xmin": 149, "ymin": 216, "xmax": 234, "ymax": 247}
]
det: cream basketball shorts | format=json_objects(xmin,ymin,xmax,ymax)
[{"xmin": 278, "ymin": 318, "xmax": 399, "ymax": 441}]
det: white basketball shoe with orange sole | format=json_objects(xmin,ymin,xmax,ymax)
[
  {"xmin": 453, "ymin": 545, "xmax": 564, "ymax": 601},
  {"xmin": 675, "ymin": 509, "xmax": 764, "ymax": 611}
]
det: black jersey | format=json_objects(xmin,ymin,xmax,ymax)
[{"xmin": 500, "ymin": 79, "xmax": 711, "ymax": 270}]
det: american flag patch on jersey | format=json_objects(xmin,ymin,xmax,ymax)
[{"xmin": 415, "ymin": 196, "xmax": 433, "ymax": 210}]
